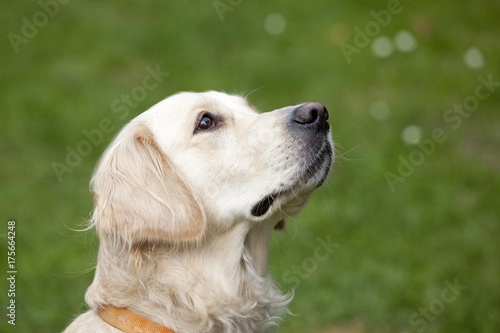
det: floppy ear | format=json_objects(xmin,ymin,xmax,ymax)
[{"xmin": 91, "ymin": 122, "xmax": 206, "ymax": 245}]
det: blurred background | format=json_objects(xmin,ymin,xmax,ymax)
[{"xmin": 1, "ymin": 1, "xmax": 499, "ymax": 332}]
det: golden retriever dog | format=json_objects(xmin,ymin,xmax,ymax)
[{"xmin": 63, "ymin": 91, "xmax": 333, "ymax": 333}]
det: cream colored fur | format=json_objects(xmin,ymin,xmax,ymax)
[{"xmin": 63, "ymin": 91, "xmax": 333, "ymax": 333}]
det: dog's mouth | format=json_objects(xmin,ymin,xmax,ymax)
[
  {"xmin": 250, "ymin": 142, "xmax": 333, "ymax": 218},
  {"xmin": 251, "ymin": 193, "xmax": 279, "ymax": 217}
]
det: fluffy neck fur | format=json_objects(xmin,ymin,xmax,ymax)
[{"xmin": 85, "ymin": 219, "xmax": 291, "ymax": 333}]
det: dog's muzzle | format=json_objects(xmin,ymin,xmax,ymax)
[{"xmin": 251, "ymin": 102, "xmax": 333, "ymax": 217}]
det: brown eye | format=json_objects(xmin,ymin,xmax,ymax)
[
  {"xmin": 198, "ymin": 115, "xmax": 214, "ymax": 130},
  {"xmin": 195, "ymin": 113, "xmax": 218, "ymax": 133}
]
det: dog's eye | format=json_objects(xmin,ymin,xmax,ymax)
[
  {"xmin": 198, "ymin": 115, "xmax": 214, "ymax": 130},
  {"xmin": 195, "ymin": 113, "xmax": 219, "ymax": 133}
]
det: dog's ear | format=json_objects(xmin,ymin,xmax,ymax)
[{"xmin": 91, "ymin": 122, "xmax": 206, "ymax": 245}]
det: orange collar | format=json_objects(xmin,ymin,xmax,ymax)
[{"xmin": 98, "ymin": 305, "xmax": 176, "ymax": 333}]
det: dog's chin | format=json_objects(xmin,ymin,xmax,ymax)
[
  {"xmin": 249, "ymin": 190, "xmax": 312, "ymax": 224},
  {"xmin": 249, "ymin": 175, "xmax": 323, "ymax": 220},
  {"xmin": 278, "ymin": 193, "xmax": 312, "ymax": 216},
  {"xmin": 250, "ymin": 146, "xmax": 332, "ymax": 220}
]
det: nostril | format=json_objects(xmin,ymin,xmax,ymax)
[
  {"xmin": 293, "ymin": 102, "xmax": 328, "ymax": 126},
  {"xmin": 310, "ymin": 109, "xmax": 318, "ymax": 122},
  {"xmin": 323, "ymin": 107, "xmax": 329, "ymax": 120}
]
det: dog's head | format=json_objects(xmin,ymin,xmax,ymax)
[{"xmin": 91, "ymin": 91, "xmax": 333, "ymax": 246}]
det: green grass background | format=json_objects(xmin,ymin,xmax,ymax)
[{"xmin": 1, "ymin": 1, "xmax": 499, "ymax": 332}]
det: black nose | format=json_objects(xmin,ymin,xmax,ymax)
[{"xmin": 292, "ymin": 102, "xmax": 329, "ymax": 131}]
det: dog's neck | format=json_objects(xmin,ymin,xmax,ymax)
[{"xmin": 85, "ymin": 220, "xmax": 290, "ymax": 333}]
